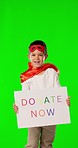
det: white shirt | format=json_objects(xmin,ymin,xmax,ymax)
[{"xmin": 22, "ymin": 68, "xmax": 60, "ymax": 91}]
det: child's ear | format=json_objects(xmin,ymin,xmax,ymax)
[
  {"xmin": 28, "ymin": 54, "xmax": 30, "ymax": 59},
  {"xmin": 45, "ymin": 54, "xmax": 48, "ymax": 59},
  {"xmin": 43, "ymin": 54, "xmax": 48, "ymax": 61},
  {"xmin": 28, "ymin": 54, "xmax": 32, "ymax": 61}
]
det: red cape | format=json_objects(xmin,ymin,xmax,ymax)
[{"xmin": 20, "ymin": 62, "xmax": 59, "ymax": 83}]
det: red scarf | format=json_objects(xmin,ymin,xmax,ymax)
[{"xmin": 20, "ymin": 62, "xmax": 59, "ymax": 83}]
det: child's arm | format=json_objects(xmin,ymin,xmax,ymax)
[
  {"xmin": 54, "ymin": 71, "xmax": 71, "ymax": 107},
  {"xmin": 13, "ymin": 81, "xmax": 30, "ymax": 113}
]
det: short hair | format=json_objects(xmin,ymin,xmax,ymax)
[{"xmin": 29, "ymin": 40, "xmax": 47, "ymax": 54}]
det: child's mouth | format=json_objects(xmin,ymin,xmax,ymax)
[{"xmin": 34, "ymin": 61, "xmax": 40, "ymax": 64}]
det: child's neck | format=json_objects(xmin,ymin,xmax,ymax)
[{"xmin": 32, "ymin": 64, "xmax": 44, "ymax": 70}]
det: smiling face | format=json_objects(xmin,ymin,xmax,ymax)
[{"xmin": 28, "ymin": 50, "xmax": 46, "ymax": 68}]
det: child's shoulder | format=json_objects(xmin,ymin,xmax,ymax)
[
  {"xmin": 46, "ymin": 68, "xmax": 58, "ymax": 75},
  {"xmin": 44, "ymin": 63, "xmax": 59, "ymax": 74},
  {"xmin": 20, "ymin": 69, "xmax": 30, "ymax": 83}
]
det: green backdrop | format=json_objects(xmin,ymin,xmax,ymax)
[{"xmin": 0, "ymin": 0, "xmax": 78, "ymax": 147}]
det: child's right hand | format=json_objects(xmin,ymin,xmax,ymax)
[{"xmin": 13, "ymin": 104, "xmax": 19, "ymax": 113}]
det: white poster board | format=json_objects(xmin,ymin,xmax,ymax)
[{"xmin": 14, "ymin": 87, "xmax": 70, "ymax": 128}]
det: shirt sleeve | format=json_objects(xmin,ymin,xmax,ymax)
[
  {"xmin": 21, "ymin": 81, "xmax": 30, "ymax": 91},
  {"xmin": 53, "ymin": 71, "xmax": 61, "ymax": 87}
]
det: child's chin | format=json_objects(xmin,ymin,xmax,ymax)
[{"xmin": 34, "ymin": 64, "xmax": 41, "ymax": 68}]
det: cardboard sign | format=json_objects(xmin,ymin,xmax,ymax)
[{"xmin": 14, "ymin": 87, "xmax": 70, "ymax": 128}]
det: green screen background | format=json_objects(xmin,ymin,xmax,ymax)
[{"xmin": 0, "ymin": 0, "xmax": 78, "ymax": 147}]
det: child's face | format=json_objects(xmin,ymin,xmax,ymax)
[{"xmin": 28, "ymin": 50, "xmax": 45, "ymax": 68}]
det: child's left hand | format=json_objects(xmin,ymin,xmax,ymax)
[{"xmin": 66, "ymin": 96, "xmax": 71, "ymax": 106}]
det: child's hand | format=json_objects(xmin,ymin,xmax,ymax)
[
  {"xmin": 13, "ymin": 104, "xmax": 19, "ymax": 113},
  {"xmin": 66, "ymin": 96, "xmax": 71, "ymax": 106}
]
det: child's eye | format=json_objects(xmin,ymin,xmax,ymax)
[
  {"xmin": 39, "ymin": 54, "xmax": 43, "ymax": 56},
  {"xmin": 32, "ymin": 54, "xmax": 35, "ymax": 56}
]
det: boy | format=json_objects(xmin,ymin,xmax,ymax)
[{"xmin": 14, "ymin": 40, "xmax": 70, "ymax": 148}]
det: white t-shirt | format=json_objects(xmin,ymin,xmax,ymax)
[{"xmin": 22, "ymin": 68, "xmax": 60, "ymax": 91}]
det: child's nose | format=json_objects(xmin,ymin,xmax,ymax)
[{"xmin": 35, "ymin": 55, "xmax": 39, "ymax": 59}]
